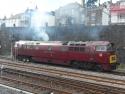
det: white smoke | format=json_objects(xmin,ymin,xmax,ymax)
[
  {"xmin": 32, "ymin": 28, "xmax": 49, "ymax": 41},
  {"xmin": 30, "ymin": 8, "xmax": 49, "ymax": 41}
]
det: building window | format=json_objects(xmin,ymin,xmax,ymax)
[
  {"xmin": 91, "ymin": 13, "xmax": 96, "ymax": 21},
  {"xmin": 119, "ymin": 13, "xmax": 125, "ymax": 19},
  {"xmin": 71, "ymin": 9, "xmax": 75, "ymax": 15}
]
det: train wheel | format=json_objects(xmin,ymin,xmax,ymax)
[
  {"xmin": 82, "ymin": 62, "xmax": 94, "ymax": 70},
  {"xmin": 22, "ymin": 58, "xmax": 27, "ymax": 62},
  {"xmin": 95, "ymin": 64, "xmax": 103, "ymax": 72},
  {"xmin": 24, "ymin": 57, "xmax": 30, "ymax": 63},
  {"xmin": 28, "ymin": 57, "xmax": 32, "ymax": 62},
  {"xmin": 29, "ymin": 57, "xmax": 35, "ymax": 63},
  {"xmin": 16, "ymin": 56, "xmax": 23, "ymax": 61},
  {"xmin": 82, "ymin": 63, "xmax": 88, "ymax": 70},
  {"xmin": 71, "ymin": 61, "xmax": 80, "ymax": 69}
]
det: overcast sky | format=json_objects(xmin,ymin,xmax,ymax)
[{"xmin": 0, "ymin": 0, "xmax": 119, "ymax": 18}]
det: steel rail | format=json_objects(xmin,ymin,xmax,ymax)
[
  {"xmin": 0, "ymin": 59, "xmax": 125, "ymax": 88},
  {"xmin": 1, "ymin": 56, "xmax": 125, "ymax": 76},
  {"xmin": 0, "ymin": 71, "xmax": 71, "ymax": 94},
  {"xmin": 0, "ymin": 59, "xmax": 125, "ymax": 93},
  {"xmin": 2, "ymin": 68, "xmax": 125, "ymax": 94},
  {"xmin": 3, "ymin": 69, "xmax": 107, "ymax": 94}
]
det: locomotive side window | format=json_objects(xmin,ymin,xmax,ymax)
[
  {"xmin": 96, "ymin": 45, "xmax": 107, "ymax": 51},
  {"xmin": 75, "ymin": 44, "xmax": 80, "ymax": 46},
  {"xmin": 69, "ymin": 47, "xmax": 85, "ymax": 52},
  {"xmin": 96, "ymin": 44, "xmax": 115, "ymax": 52},
  {"xmin": 22, "ymin": 45, "xmax": 26, "ymax": 49},
  {"xmin": 80, "ymin": 47, "xmax": 85, "ymax": 52},
  {"xmin": 29, "ymin": 45, "xmax": 34, "ymax": 49},
  {"xmin": 107, "ymin": 44, "xmax": 115, "ymax": 51},
  {"xmin": 27, "ymin": 45, "xmax": 33, "ymax": 49},
  {"xmin": 70, "ymin": 44, "xmax": 74, "ymax": 46},
  {"xmin": 61, "ymin": 47, "xmax": 68, "ymax": 51},
  {"xmin": 48, "ymin": 46, "xmax": 52, "ymax": 51},
  {"xmin": 35, "ymin": 46, "xmax": 39, "ymax": 50},
  {"xmin": 69, "ymin": 47, "xmax": 74, "ymax": 51},
  {"xmin": 74, "ymin": 47, "xmax": 79, "ymax": 51}
]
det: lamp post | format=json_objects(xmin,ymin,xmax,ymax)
[
  {"xmin": 11, "ymin": 24, "xmax": 15, "ymax": 60},
  {"xmin": 10, "ymin": 30, "xmax": 13, "ymax": 60}
]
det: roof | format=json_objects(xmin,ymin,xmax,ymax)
[
  {"xmin": 85, "ymin": 41, "xmax": 110, "ymax": 46},
  {"xmin": 15, "ymin": 41, "xmax": 110, "ymax": 46},
  {"xmin": 15, "ymin": 40, "xmax": 62, "ymax": 46}
]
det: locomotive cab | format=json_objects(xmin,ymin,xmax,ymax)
[{"xmin": 95, "ymin": 42, "xmax": 118, "ymax": 71}]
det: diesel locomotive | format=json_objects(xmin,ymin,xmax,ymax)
[{"xmin": 12, "ymin": 40, "xmax": 118, "ymax": 71}]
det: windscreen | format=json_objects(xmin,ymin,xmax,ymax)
[
  {"xmin": 96, "ymin": 44, "xmax": 115, "ymax": 52},
  {"xmin": 96, "ymin": 45, "xmax": 107, "ymax": 51},
  {"xmin": 107, "ymin": 43, "xmax": 115, "ymax": 51}
]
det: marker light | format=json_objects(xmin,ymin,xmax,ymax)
[{"xmin": 99, "ymin": 53, "xmax": 103, "ymax": 57}]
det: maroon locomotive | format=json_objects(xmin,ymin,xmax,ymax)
[{"xmin": 12, "ymin": 40, "xmax": 118, "ymax": 71}]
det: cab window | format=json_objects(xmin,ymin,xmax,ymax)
[
  {"xmin": 107, "ymin": 44, "xmax": 115, "ymax": 51},
  {"xmin": 96, "ymin": 45, "xmax": 107, "ymax": 51}
]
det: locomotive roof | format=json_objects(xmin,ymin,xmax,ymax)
[
  {"xmin": 15, "ymin": 40, "xmax": 63, "ymax": 45},
  {"xmin": 84, "ymin": 41, "xmax": 110, "ymax": 46},
  {"xmin": 15, "ymin": 41, "xmax": 110, "ymax": 46}
]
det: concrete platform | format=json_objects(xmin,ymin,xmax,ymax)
[{"xmin": 0, "ymin": 84, "xmax": 33, "ymax": 94}]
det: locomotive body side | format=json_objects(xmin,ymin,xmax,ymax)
[{"xmin": 13, "ymin": 41, "xmax": 118, "ymax": 71}]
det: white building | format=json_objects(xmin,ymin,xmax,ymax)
[
  {"xmin": 111, "ymin": 0, "xmax": 125, "ymax": 24},
  {"xmin": 1, "ymin": 8, "xmax": 55, "ymax": 28},
  {"xmin": 85, "ymin": 5, "xmax": 109, "ymax": 26},
  {"xmin": 40, "ymin": 12, "xmax": 55, "ymax": 27},
  {"xmin": 55, "ymin": 2, "xmax": 84, "ymax": 26},
  {"xmin": 5, "ymin": 13, "xmax": 30, "ymax": 27}
]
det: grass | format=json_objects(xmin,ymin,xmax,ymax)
[
  {"xmin": 118, "ymin": 63, "xmax": 125, "ymax": 69},
  {"xmin": 116, "ymin": 63, "xmax": 125, "ymax": 72}
]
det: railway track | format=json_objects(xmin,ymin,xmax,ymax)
[
  {"xmin": 1, "ymin": 68, "xmax": 125, "ymax": 94},
  {"xmin": 0, "ymin": 69, "xmax": 105, "ymax": 94},
  {"xmin": 0, "ymin": 69, "xmax": 70, "ymax": 94},
  {"xmin": 1, "ymin": 55, "xmax": 125, "ymax": 76},
  {"xmin": 0, "ymin": 59, "xmax": 125, "ymax": 93},
  {"xmin": 0, "ymin": 59, "xmax": 125, "ymax": 87},
  {"xmin": 0, "ymin": 55, "xmax": 12, "ymax": 60}
]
